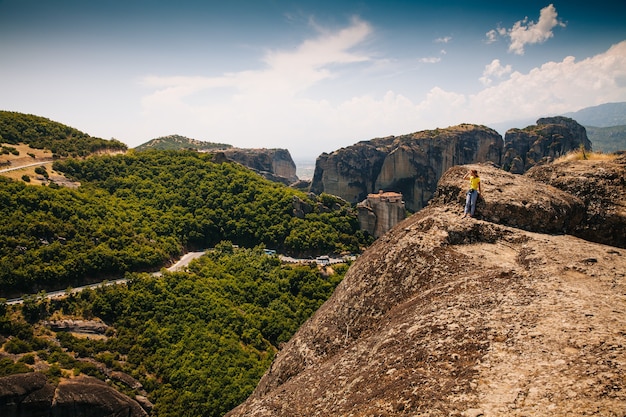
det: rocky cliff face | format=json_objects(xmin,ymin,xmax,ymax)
[
  {"xmin": 227, "ymin": 158, "xmax": 626, "ymax": 417},
  {"xmin": 221, "ymin": 148, "xmax": 298, "ymax": 185},
  {"xmin": 311, "ymin": 118, "xmax": 593, "ymax": 211},
  {"xmin": 502, "ymin": 116, "xmax": 592, "ymax": 174},
  {"xmin": 0, "ymin": 372, "xmax": 148, "ymax": 417},
  {"xmin": 311, "ymin": 124, "xmax": 503, "ymax": 211}
]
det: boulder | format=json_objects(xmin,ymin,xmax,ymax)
[
  {"xmin": 0, "ymin": 372, "xmax": 54, "ymax": 417},
  {"xmin": 0, "ymin": 373, "xmax": 147, "ymax": 417},
  {"xmin": 52, "ymin": 376, "xmax": 148, "ymax": 417},
  {"xmin": 430, "ymin": 163, "xmax": 585, "ymax": 234},
  {"xmin": 526, "ymin": 153, "xmax": 626, "ymax": 248}
]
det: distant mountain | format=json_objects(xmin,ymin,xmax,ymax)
[
  {"xmin": 562, "ymin": 102, "xmax": 626, "ymax": 153},
  {"xmin": 563, "ymin": 102, "xmax": 626, "ymax": 127},
  {"xmin": 135, "ymin": 134, "xmax": 232, "ymax": 151},
  {"xmin": 585, "ymin": 125, "xmax": 626, "ymax": 153},
  {"xmin": 488, "ymin": 103, "xmax": 626, "ymax": 153}
]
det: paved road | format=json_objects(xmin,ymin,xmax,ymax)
[
  {"xmin": 5, "ymin": 250, "xmax": 208, "ymax": 305},
  {"xmin": 0, "ymin": 160, "xmax": 53, "ymax": 173},
  {"xmin": 4, "ymin": 251, "xmax": 349, "ymax": 305}
]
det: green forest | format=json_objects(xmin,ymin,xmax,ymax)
[
  {"xmin": 1, "ymin": 245, "xmax": 349, "ymax": 416},
  {"xmin": 0, "ymin": 111, "xmax": 127, "ymax": 157},
  {"xmin": 0, "ymin": 112, "xmax": 371, "ymax": 416},
  {"xmin": 1, "ymin": 149, "xmax": 370, "ymax": 298}
]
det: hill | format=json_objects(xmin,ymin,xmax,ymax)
[
  {"xmin": 134, "ymin": 134, "xmax": 232, "ymax": 151},
  {"xmin": 561, "ymin": 103, "xmax": 626, "ymax": 152},
  {"xmin": 488, "ymin": 102, "xmax": 626, "ymax": 153},
  {"xmin": 0, "ymin": 150, "xmax": 370, "ymax": 299},
  {"xmin": 0, "ymin": 111, "xmax": 127, "ymax": 157},
  {"xmin": 228, "ymin": 156, "xmax": 626, "ymax": 416},
  {"xmin": 585, "ymin": 125, "xmax": 626, "ymax": 153}
]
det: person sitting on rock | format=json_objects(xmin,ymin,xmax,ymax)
[{"xmin": 462, "ymin": 169, "xmax": 482, "ymax": 218}]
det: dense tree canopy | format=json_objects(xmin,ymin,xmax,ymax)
[
  {"xmin": 1, "ymin": 246, "xmax": 349, "ymax": 417},
  {"xmin": 1, "ymin": 149, "xmax": 369, "ymax": 298},
  {"xmin": 0, "ymin": 113, "xmax": 371, "ymax": 416}
]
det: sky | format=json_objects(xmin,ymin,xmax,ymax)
[{"xmin": 1, "ymin": 1, "xmax": 625, "ymax": 161}]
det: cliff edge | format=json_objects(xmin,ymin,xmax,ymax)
[{"xmin": 227, "ymin": 157, "xmax": 626, "ymax": 416}]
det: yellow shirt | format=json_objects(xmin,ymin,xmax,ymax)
[{"xmin": 469, "ymin": 176, "xmax": 480, "ymax": 191}]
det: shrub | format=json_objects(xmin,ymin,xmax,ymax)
[
  {"xmin": 0, "ymin": 357, "xmax": 32, "ymax": 376},
  {"xmin": 4, "ymin": 337, "xmax": 33, "ymax": 354}
]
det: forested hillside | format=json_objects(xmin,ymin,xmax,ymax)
[
  {"xmin": 0, "ymin": 131, "xmax": 368, "ymax": 415},
  {"xmin": 1, "ymin": 245, "xmax": 349, "ymax": 417},
  {"xmin": 135, "ymin": 134, "xmax": 231, "ymax": 151},
  {"xmin": 0, "ymin": 111, "xmax": 127, "ymax": 156},
  {"xmin": 0, "ymin": 149, "xmax": 369, "ymax": 298},
  {"xmin": 586, "ymin": 125, "xmax": 626, "ymax": 153}
]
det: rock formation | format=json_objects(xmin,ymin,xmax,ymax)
[
  {"xmin": 357, "ymin": 191, "xmax": 406, "ymax": 238},
  {"xmin": 310, "ymin": 118, "xmax": 594, "ymax": 212},
  {"xmin": 502, "ymin": 116, "xmax": 592, "ymax": 174},
  {"xmin": 221, "ymin": 148, "xmax": 298, "ymax": 185},
  {"xmin": 0, "ymin": 372, "xmax": 148, "ymax": 417},
  {"xmin": 525, "ymin": 153, "xmax": 626, "ymax": 248},
  {"xmin": 310, "ymin": 124, "xmax": 503, "ymax": 211},
  {"xmin": 226, "ymin": 159, "xmax": 626, "ymax": 417}
]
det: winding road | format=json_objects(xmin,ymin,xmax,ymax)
[{"xmin": 5, "ymin": 251, "xmax": 208, "ymax": 305}]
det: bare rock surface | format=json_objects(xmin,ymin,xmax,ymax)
[
  {"xmin": 502, "ymin": 116, "xmax": 591, "ymax": 174},
  {"xmin": 227, "ymin": 159, "xmax": 626, "ymax": 416},
  {"xmin": 526, "ymin": 154, "xmax": 626, "ymax": 248},
  {"xmin": 221, "ymin": 148, "xmax": 298, "ymax": 185},
  {"xmin": 0, "ymin": 373, "xmax": 147, "ymax": 417},
  {"xmin": 430, "ymin": 163, "xmax": 585, "ymax": 234}
]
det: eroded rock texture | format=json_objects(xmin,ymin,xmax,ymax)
[
  {"xmin": 221, "ymin": 148, "xmax": 298, "ymax": 185},
  {"xmin": 227, "ymin": 158, "xmax": 626, "ymax": 417},
  {"xmin": 502, "ymin": 116, "xmax": 592, "ymax": 174},
  {"xmin": 0, "ymin": 373, "xmax": 148, "ymax": 417}
]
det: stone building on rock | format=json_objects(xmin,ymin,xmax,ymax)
[{"xmin": 357, "ymin": 191, "xmax": 405, "ymax": 238}]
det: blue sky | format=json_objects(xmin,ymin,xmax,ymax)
[{"xmin": 1, "ymin": 1, "xmax": 625, "ymax": 160}]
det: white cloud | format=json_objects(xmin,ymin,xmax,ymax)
[
  {"xmin": 327, "ymin": 40, "xmax": 626, "ymax": 140},
  {"xmin": 138, "ymin": 13, "xmax": 626, "ymax": 159},
  {"xmin": 479, "ymin": 59, "xmax": 513, "ymax": 85},
  {"xmin": 435, "ymin": 36, "xmax": 452, "ymax": 44},
  {"xmin": 419, "ymin": 57, "xmax": 441, "ymax": 64},
  {"xmin": 469, "ymin": 40, "xmax": 626, "ymax": 122},
  {"xmin": 485, "ymin": 29, "xmax": 498, "ymax": 44},
  {"xmin": 141, "ymin": 17, "xmax": 373, "ymax": 108},
  {"xmin": 486, "ymin": 4, "xmax": 565, "ymax": 55}
]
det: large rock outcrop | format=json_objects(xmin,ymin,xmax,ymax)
[
  {"xmin": 0, "ymin": 373, "xmax": 148, "ymax": 417},
  {"xmin": 310, "ymin": 124, "xmax": 503, "ymax": 211},
  {"xmin": 221, "ymin": 148, "xmax": 298, "ymax": 185},
  {"xmin": 502, "ymin": 116, "xmax": 592, "ymax": 174},
  {"xmin": 525, "ymin": 154, "xmax": 626, "ymax": 248},
  {"xmin": 227, "ymin": 160, "xmax": 626, "ymax": 417},
  {"xmin": 430, "ymin": 164, "xmax": 586, "ymax": 235}
]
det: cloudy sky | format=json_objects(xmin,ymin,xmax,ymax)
[{"xmin": 1, "ymin": 1, "xmax": 625, "ymax": 160}]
